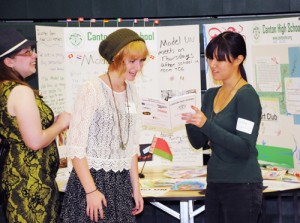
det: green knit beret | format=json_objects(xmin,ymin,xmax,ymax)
[{"xmin": 99, "ymin": 28, "xmax": 145, "ymax": 64}]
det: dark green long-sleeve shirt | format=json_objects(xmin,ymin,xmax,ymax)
[{"xmin": 186, "ymin": 84, "xmax": 263, "ymax": 183}]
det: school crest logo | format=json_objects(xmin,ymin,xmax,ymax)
[
  {"xmin": 67, "ymin": 30, "xmax": 85, "ymax": 49},
  {"xmin": 252, "ymin": 24, "xmax": 261, "ymax": 41}
]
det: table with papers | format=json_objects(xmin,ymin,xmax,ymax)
[{"xmin": 56, "ymin": 166, "xmax": 300, "ymax": 223}]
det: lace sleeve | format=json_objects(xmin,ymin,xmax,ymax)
[{"xmin": 67, "ymin": 81, "xmax": 96, "ymax": 159}]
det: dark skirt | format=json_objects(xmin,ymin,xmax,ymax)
[{"xmin": 61, "ymin": 168, "xmax": 135, "ymax": 223}]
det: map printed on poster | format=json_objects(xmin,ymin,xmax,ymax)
[
  {"xmin": 203, "ymin": 17, "xmax": 300, "ymax": 171},
  {"xmin": 36, "ymin": 25, "xmax": 202, "ymax": 173}
]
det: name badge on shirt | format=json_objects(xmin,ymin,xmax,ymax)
[
  {"xmin": 127, "ymin": 102, "xmax": 137, "ymax": 114},
  {"xmin": 236, "ymin": 117, "xmax": 254, "ymax": 134}
]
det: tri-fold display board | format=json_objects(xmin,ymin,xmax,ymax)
[
  {"xmin": 37, "ymin": 16, "xmax": 300, "ymax": 173},
  {"xmin": 36, "ymin": 25, "xmax": 203, "ymax": 172}
]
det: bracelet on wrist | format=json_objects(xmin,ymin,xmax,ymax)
[{"xmin": 86, "ymin": 188, "xmax": 98, "ymax": 195}]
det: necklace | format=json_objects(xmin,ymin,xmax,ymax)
[
  {"xmin": 213, "ymin": 76, "xmax": 242, "ymax": 114},
  {"xmin": 107, "ymin": 72, "xmax": 130, "ymax": 150}
]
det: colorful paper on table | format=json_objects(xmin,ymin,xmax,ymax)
[
  {"xmin": 141, "ymin": 187, "xmax": 170, "ymax": 197},
  {"xmin": 140, "ymin": 178, "xmax": 178, "ymax": 188},
  {"xmin": 164, "ymin": 166, "xmax": 207, "ymax": 178},
  {"xmin": 150, "ymin": 137, "xmax": 173, "ymax": 161},
  {"xmin": 261, "ymin": 169, "xmax": 286, "ymax": 180},
  {"xmin": 171, "ymin": 180, "xmax": 206, "ymax": 191}
]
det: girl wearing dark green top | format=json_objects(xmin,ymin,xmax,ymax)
[{"xmin": 182, "ymin": 31, "xmax": 263, "ymax": 223}]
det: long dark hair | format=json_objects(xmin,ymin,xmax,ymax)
[
  {"xmin": 0, "ymin": 53, "xmax": 38, "ymax": 95},
  {"xmin": 205, "ymin": 31, "xmax": 247, "ymax": 81}
]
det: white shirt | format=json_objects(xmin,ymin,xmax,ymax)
[{"xmin": 67, "ymin": 77, "xmax": 141, "ymax": 172}]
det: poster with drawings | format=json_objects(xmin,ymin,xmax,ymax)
[
  {"xmin": 203, "ymin": 16, "xmax": 300, "ymax": 171},
  {"xmin": 36, "ymin": 25, "xmax": 202, "ymax": 173}
]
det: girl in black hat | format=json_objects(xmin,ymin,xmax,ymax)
[
  {"xmin": 0, "ymin": 28, "xmax": 71, "ymax": 223},
  {"xmin": 61, "ymin": 28, "xmax": 149, "ymax": 223}
]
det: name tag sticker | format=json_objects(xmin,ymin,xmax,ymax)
[
  {"xmin": 236, "ymin": 118, "xmax": 254, "ymax": 134},
  {"xmin": 128, "ymin": 102, "xmax": 137, "ymax": 114}
]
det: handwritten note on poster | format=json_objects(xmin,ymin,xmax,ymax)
[{"xmin": 36, "ymin": 26, "xmax": 66, "ymax": 115}]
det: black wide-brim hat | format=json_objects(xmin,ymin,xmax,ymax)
[{"xmin": 0, "ymin": 28, "xmax": 36, "ymax": 58}]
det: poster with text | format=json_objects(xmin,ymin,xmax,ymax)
[{"xmin": 36, "ymin": 25, "xmax": 202, "ymax": 172}]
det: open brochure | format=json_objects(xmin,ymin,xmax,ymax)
[{"xmin": 141, "ymin": 93, "xmax": 197, "ymax": 129}]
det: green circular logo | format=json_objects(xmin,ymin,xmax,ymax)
[{"xmin": 67, "ymin": 30, "xmax": 85, "ymax": 49}]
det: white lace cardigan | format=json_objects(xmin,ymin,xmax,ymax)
[{"xmin": 67, "ymin": 77, "xmax": 141, "ymax": 172}]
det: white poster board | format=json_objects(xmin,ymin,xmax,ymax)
[{"xmin": 36, "ymin": 25, "xmax": 202, "ymax": 172}]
